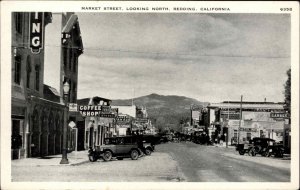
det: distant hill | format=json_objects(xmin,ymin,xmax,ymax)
[{"xmin": 112, "ymin": 93, "xmax": 209, "ymax": 132}]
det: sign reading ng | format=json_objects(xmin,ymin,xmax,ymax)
[{"xmin": 29, "ymin": 12, "xmax": 44, "ymax": 54}]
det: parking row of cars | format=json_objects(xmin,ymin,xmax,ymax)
[
  {"xmin": 236, "ymin": 137, "xmax": 285, "ymax": 158},
  {"xmin": 88, "ymin": 135, "xmax": 156, "ymax": 162}
]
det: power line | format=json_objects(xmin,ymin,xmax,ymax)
[{"xmin": 11, "ymin": 44, "xmax": 290, "ymax": 59}]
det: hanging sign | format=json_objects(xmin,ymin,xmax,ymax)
[{"xmin": 29, "ymin": 12, "xmax": 44, "ymax": 54}]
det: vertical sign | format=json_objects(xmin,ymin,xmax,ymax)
[{"xmin": 29, "ymin": 12, "xmax": 44, "ymax": 54}]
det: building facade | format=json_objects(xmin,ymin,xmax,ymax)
[
  {"xmin": 11, "ymin": 12, "xmax": 83, "ymax": 159},
  {"xmin": 60, "ymin": 13, "xmax": 84, "ymax": 152},
  {"xmin": 204, "ymin": 101, "xmax": 288, "ymax": 146},
  {"xmin": 11, "ymin": 12, "xmax": 65, "ymax": 159},
  {"xmin": 77, "ymin": 97, "xmax": 113, "ymax": 150}
]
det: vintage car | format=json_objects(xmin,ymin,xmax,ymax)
[
  {"xmin": 88, "ymin": 136, "xmax": 142, "ymax": 162},
  {"xmin": 138, "ymin": 135, "xmax": 157, "ymax": 155},
  {"xmin": 235, "ymin": 140, "xmax": 254, "ymax": 155},
  {"xmin": 247, "ymin": 138, "xmax": 284, "ymax": 157},
  {"xmin": 236, "ymin": 137, "xmax": 284, "ymax": 157}
]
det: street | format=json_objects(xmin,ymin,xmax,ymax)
[
  {"xmin": 12, "ymin": 142, "xmax": 290, "ymax": 182},
  {"xmin": 160, "ymin": 142, "xmax": 290, "ymax": 182}
]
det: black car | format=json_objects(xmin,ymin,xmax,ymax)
[{"xmin": 88, "ymin": 136, "xmax": 143, "ymax": 162}]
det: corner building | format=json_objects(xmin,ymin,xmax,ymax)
[{"xmin": 11, "ymin": 12, "xmax": 83, "ymax": 159}]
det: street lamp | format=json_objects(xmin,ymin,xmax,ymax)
[{"xmin": 60, "ymin": 81, "xmax": 70, "ymax": 164}]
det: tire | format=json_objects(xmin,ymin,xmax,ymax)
[
  {"xmin": 238, "ymin": 150, "xmax": 245, "ymax": 155},
  {"xmin": 248, "ymin": 148, "xmax": 256, "ymax": 156},
  {"xmin": 145, "ymin": 148, "xmax": 152, "ymax": 156},
  {"xmin": 103, "ymin": 151, "xmax": 112, "ymax": 161},
  {"xmin": 262, "ymin": 151, "xmax": 270, "ymax": 157},
  {"xmin": 88, "ymin": 154, "xmax": 97, "ymax": 162},
  {"xmin": 130, "ymin": 149, "xmax": 139, "ymax": 160}
]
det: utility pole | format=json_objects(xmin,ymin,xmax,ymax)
[{"xmin": 238, "ymin": 95, "xmax": 243, "ymax": 145}]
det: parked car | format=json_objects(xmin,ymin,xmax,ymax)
[
  {"xmin": 236, "ymin": 140, "xmax": 254, "ymax": 155},
  {"xmin": 236, "ymin": 137, "xmax": 283, "ymax": 157},
  {"xmin": 248, "ymin": 138, "xmax": 284, "ymax": 157},
  {"xmin": 138, "ymin": 135, "xmax": 157, "ymax": 155},
  {"xmin": 88, "ymin": 136, "xmax": 142, "ymax": 162}
]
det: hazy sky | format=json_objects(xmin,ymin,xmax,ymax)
[{"xmin": 45, "ymin": 13, "xmax": 291, "ymax": 103}]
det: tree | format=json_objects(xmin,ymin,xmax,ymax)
[{"xmin": 284, "ymin": 68, "xmax": 291, "ymax": 113}]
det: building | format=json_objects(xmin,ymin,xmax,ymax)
[
  {"xmin": 11, "ymin": 12, "xmax": 64, "ymax": 159},
  {"xmin": 204, "ymin": 101, "xmax": 287, "ymax": 146},
  {"xmin": 134, "ymin": 106, "xmax": 153, "ymax": 134},
  {"xmin": 60, "ymin": 13, "xmax": 84, "ymax": 152},
  {"xmin": 77, "ymin": 97, "xmax": 113, "ymax": 150},
  {"xmin": 112, "ymin": 105, "xmax": 136, "ymax": 136},
  {"xmin": 11, "ymin": 12, "xmax": 83, "ymax": 159}
]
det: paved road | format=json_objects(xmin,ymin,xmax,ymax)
[
  {"xmin": 12, "ymin": 142, "xmax": 290, "ymax": 182},
  {"xmin": 158, "ymin": 141, "xmax": 290, "ymax": 182}
]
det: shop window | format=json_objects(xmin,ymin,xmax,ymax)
[
  {"xmin": 15, "ymin": 13, "xmax": 23, "ymax": 34},
  {"xmin": 246, "ymin": 132, "xmax": 251, "ymax": 141},
  {"xmin": 35, "ymin": 65, "xmax": 40, "ymax": 90},
  {"xmin": 26, "ymin": 56, "xmax": 31, "ymax": 88},
  {"xmin": 14, "ymin": 55, "xmax": 21, "ymax": 85},
  {"xmin": 234, "ymin": 130, "xmax": 238, "ymax": 138},
  {"xmin": 12, "ymin": 120, "xmax": 22, "ymax": 149},
  {"xmin": 260, "ymin": 130, "xmax": 264, "ymax": 138}
]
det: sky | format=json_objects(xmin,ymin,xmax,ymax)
[{"xmin": 44, "ymin": 13, "xmax": 291, "ymax": 103}]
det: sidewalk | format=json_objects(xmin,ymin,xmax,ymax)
[{"xmin": 12, "ymin": 150, "xmax": 89, "ymax": 167}]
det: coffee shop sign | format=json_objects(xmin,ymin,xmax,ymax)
[{"xmin": 78, "ymin": 105, "xmax": 118, "ymax": 117}]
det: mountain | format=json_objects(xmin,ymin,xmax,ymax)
[{"xmin": 112, "ymin": 93, "xmax": 209, "ymax": 132}]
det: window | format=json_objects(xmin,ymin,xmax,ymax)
[
  {"xmin": 26, "ymin": 56, "xmax": 31, "ymax": 88},
  {"xmin": 12, "ymin": 120, "xmax": 23, "ymax": 149},
  {"xmin": 15, "ymin": 13, "xmax": 23, "ymax": 34},
  {"xmin": 35, "ymin": 65, "xmax": 40, "ymax": 90},
  {"xmin": 14, "ymin": 55, "xmax": 21, "ymax": 84},
  {"xmin": 234, "ymin": 130, "xmax": 238, "ymax": 138},
  {"xmin": 246, "ymin": 132, "xmax": 251, "ymax": 141}
]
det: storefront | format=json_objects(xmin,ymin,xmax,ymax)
[{"xmin": 206, "ymin": 101, "xmax": 286, "ymax": 145}]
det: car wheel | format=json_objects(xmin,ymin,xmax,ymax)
[
  {"xmin": 145, "ymin": 148, "xmax": 152, "ymax": 156},
  {"xmin": 238, "ymin": 150, "xmax": 245, "ymax": 155},
  {"xmin": 130, "ymin": 149, "xmax": 139, "ymax": 160},
  {"xmin": 88, "ymin": 154, "xmax": 97, "ymax": 162},
  {"xmin": 262, "ymin": 151, "xmax": 269, "ymax": 157},
  {"xmin": 248, "ymin": 148, "xmax": 256, "ymax": 156},
  {"xmin": 103, "ymin": 151, "xmax": 112, "ymax": 161}
]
